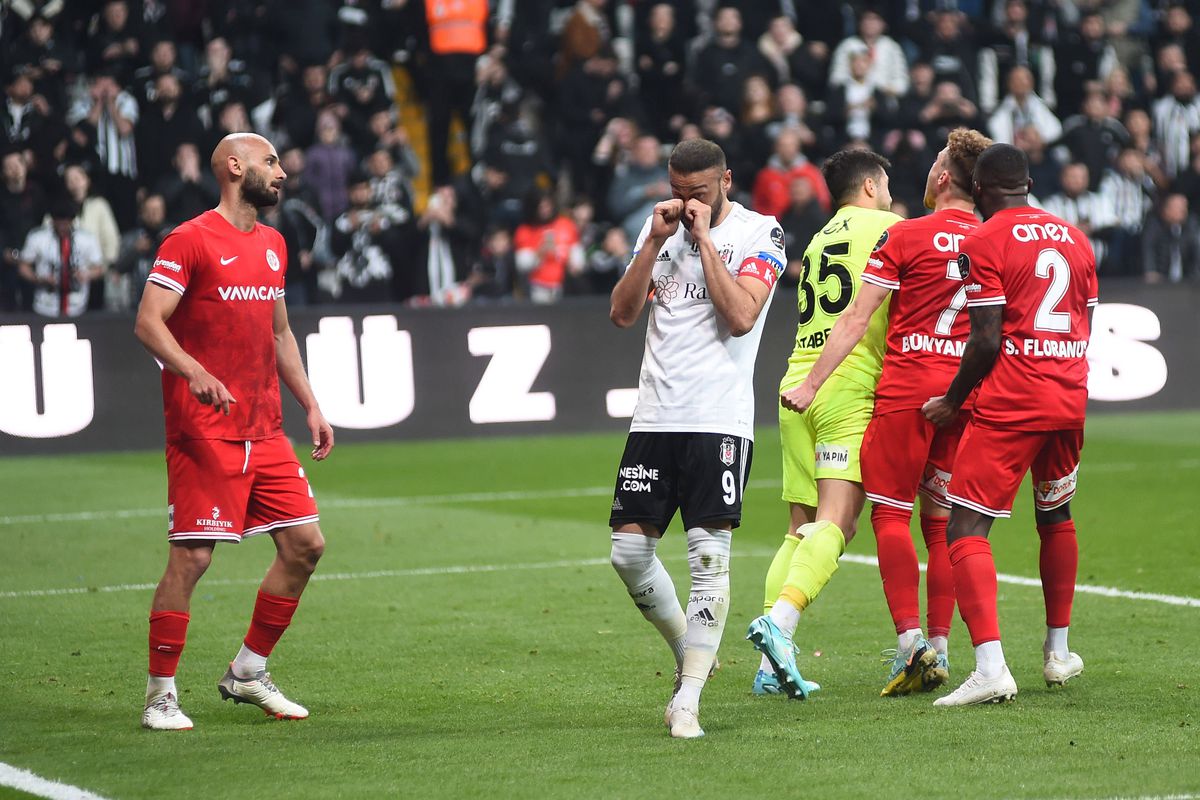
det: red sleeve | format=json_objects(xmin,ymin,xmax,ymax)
[
  {"xmin": 146, "ymin": 227, "xmax": 199, "ymax": 296},
  {"xmin": 513, "ymin": 225, "xmax": 536, "ymax": 252},
  {"xmin": 962, "ymin": 234, "xmax": 1005, "ymax": 307},
  {"xmin": 862, "ymin": 224, "xmax": 903, "ymax": 291}
]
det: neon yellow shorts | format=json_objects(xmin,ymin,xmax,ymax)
[{"xmin": 779, "ymin": 377, "xmax": 875, "ymax": 507}]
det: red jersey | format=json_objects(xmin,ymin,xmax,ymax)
[
  {"xmin": 862, "ymin": 208, "xmax": 979, "ymax": 414},
  {"xmin": 960, "ymin": 207, "xmax": 1098, "ymax": 431},
  {"xmin": 146, "ymin": 210, "xmax": 287, "ymax": 443}
]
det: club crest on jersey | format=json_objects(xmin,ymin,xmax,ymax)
[
  {"xmin": 872, "ymin": 230, "xmax": 889, "ymax": 252},
  {"xmin": 770, "ymin": 227, "xmax": 785, "ymax": 250},
  {"xmin": 956, "ymin": 252, "xmax": 971, "ymax": 279},
  {"xmin": 266, "ymin": 248, "xmax": 281, "ymax": 272},
  {"xmin": 719, "ymin": 436, "xmax": 737, "ymax": 466}
]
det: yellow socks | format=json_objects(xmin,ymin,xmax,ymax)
[
  {"xmin": 762, "ymin": 533, "xmax": 802, "ymax": 613},
  {"xmin": 779, "ymin": 520, "xmax": 846, "ymax": 613}
]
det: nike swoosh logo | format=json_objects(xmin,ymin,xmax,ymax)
[{"xmin": 220, "ymin": 256, "xmax": 238, "ymax": 265}]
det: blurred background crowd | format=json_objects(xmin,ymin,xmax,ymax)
[{"xmin": 2, "ymin": 0, "xmax": 1199, "ymax": 317}]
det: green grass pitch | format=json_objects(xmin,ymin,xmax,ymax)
[{"xmin": 0, "ymin": 411, "xmax": 1197, "ymax": 799}]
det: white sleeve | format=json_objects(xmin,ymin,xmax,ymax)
[{"xmin": 625, "ymin": 215, "xmax": 654, "ymax": 274}]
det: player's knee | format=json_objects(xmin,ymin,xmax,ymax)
[
  {"xmin": 284, "ymin": 530, "xmax": 325, "ymax": 574},
  {"xmin": 686, "ymin": 527, "xmax": 731, "ymax": 589},
  {"xmin": 1035, "ymin": 504, "xmax": 1071, "ymax": 526},
  {"xmin": 167, "ymin": 545, "xmax": 212, "ymax": 584},
  {"xmin": 610, "ymin": 532, "xmax": 653, "ymax": 576}
]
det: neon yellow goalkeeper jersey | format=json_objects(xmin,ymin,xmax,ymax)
[{"xmin": 780, "ymin": 204, "xmax": 902, "ymax": 392}]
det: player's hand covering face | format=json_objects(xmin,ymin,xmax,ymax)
[{"xmin": 651, "ymin": 199, "xmax": 684, "ymax": 238}]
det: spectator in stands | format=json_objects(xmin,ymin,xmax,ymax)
[
  {"xmin": 691, "ymin": 7, "xmax": 769, "ymax": 115},
  {"xmin": 8, "ymin": 14, "xmax": 74, "ymax": 114},
  {"xmin": 576, "ymin": 224, "xmax": 628, "ymax": 296},
  {"xmin": 1154, "ymin": 4, "xmax": 1200, "ymax": 60},
  {"xmin": 0, "ymin": 150, "xmax": 48, "ymax": 311},
  {"xmin": 1041, "ymin": 162, "xmax": 1115, "ymax": 266},
  {"xmin": 1125, "ymin": 107, "xmax": 1170, "ymax": 189},
  {"xmin": 1015, "ymin": 124, "xmax": 1062, "ymax": 199},
  {"xmin": 451, "ymin": 157, "xmax": 523, "ymax": 252},
  {"xmin": 1101, "ymin": 148, "xmax": 1158, "ymax": 275},
  {"xmin": 367, "ymin": 111, "xmax": 419, "ymax": 185},
  {"xmin": 826, "ymin": 47, "xmax": 895, "ymax": 147},
  {"xmin": 466, "ymin": 226, "xmax": 516, "ymax": 303},
  {"xmin": 917, "ymin": 80, "xmax": 980, "ymax": 150},
  {"xmin": 988, "ymin": 65, "xmax": 1061, "ymax": 146},
  {"xmin": 424, "ymin": 0, "xmax": 488, "ymax": 186},
  {"xmin": 1060, "ymin": 89, "xmax": 1130, "ymax": 191},
  {"xmin": 135, "ymin": 73, "xmax": 203, "ymax": 189},
  {"xmin": 1054, "ymin": 13, "xmax": 1119, "ymax": 119},
  {"xmin": 414, "ymin": 184, "xmax": 475, "ymax": 307},
  {"xmin": 557, "ymin": 48, "xmax": 631, "ymax": 199},
  {"xmin": 131, "ymin": 39, "xmax": 190, "ymax": 105},
  {"xmin": 757, "ymin": 15, "xmax": 825, "ymax": 95},
  {"xmin": 635, "ymin": 3, "xmax": 688, "ymax": 140},
  {"xmin": 514, "ymin": 190, "xmax": 582, "ymax": 304},
  {"xmin": 18, "ymin": 197, "xmax": 104, "ymax": 318},
  {"xmin": 558, "ymin": 0, "xmax": 612, "ymax": 80},
  {"xmin": 753, "ymin": 84, "xmax": 821, "ymax": 162},
  {"xmin": 778, "ymin": 175, "xmax": 827, "ymax": 284},
  {"xmin": 155, "ymin": 141, "xmax": 218, "ymax": 224},
  {"xmin": 365, "ymin": 148, "xmax": 416, "ymax": 239},
  {"xmin": 470, "ymin": 45, "xmax": 525, "ymax": 159},
  {"xmin": 1173, "ymin": 144, "xmax": 1200, "ymax": 213},
  {"xmin": 752, "ymin": 127, "xmax": 830, "ymax": 221},
  {"xmin": 1152, "ymin": 71, "xmax": 1200, "ymax": 179},
  {"xmin": 1142, "ymin": 193, "xmax": 1200, "ymax": 283},
  {"xmin": 273, "ymin": 63, "xmax": 331, "ymax": 152},
  {"xmin": 279, "ymin": 146, "xmax": 323, "ymax": 218},
  {"xmin": 978, "ymin": 0, "xmax": 1054, "ymax": 114},
  {"xmin": 828, "ymin": 9, "xmax": 908, "ymax": 99},
  {"xmin": 261, "ymin": 183, "xmax": 328, "ymax": 307},
  {"xmin": 305, "ymin": 110, "xmax": 357, "ymax": 222},
  {"xmin": 86, "ymin": 0, "xmax": 141, "ymax": 82},
  {"xmin": 607, "ymin": 134, "xmax": 668, "ymax": 243},
  {"xmin": 329, "ymin": 35, "xmax": 395, "ymax": 151},
  {"xmin": 114, "ymin": 192, "xmax": 169, "ymax": 307},
  {"xmin": 193, "ymin": 37, "xmax": 259, "ymax": 131},
  {"xmin": 63, "ymin": 163, "xmax": 120, "ymax": 310},
  {"xmin": 882, "ymin": 127, "xmax": 936, "ymax": 213},
  {"xmin": 327, "ymin": 170, "xmax": 397, "ymax": 303},
  {"xmin": 699, "ymin": 105, "xmax": 751, "ymax": 188},
  {"xmin": 918, "ymin": 11, "xmax": 979, "ymax": 105},
  {"xmin": 67, "ymin": 69, "xmax": 139, "ymax": 228},
  {"xmin": 2, "ymin": 70, "xmax": 54, "ymax": 157}
]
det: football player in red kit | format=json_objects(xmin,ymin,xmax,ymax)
[
  {"xmin": 135, "ymin": 133, "xmax": 335, "ymax": 729},
  {"xmin": 778, "ymin": 128, "xmax": 992, "ymax": 697},
  {"xmin": 924, "ymin": 143, "xmax": 1097, "ymax": 706}
]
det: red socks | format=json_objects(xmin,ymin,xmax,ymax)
[
  {"xmin": 148, "ymin": 611, "xmax": 190, "ymax": 677},
  {"xmin": 871, "ymin": 504, "xmax": 920, "ymax": 634},
  {"xmin": 1037, "ymin": 520, "xmax": 1078, "ymax": 628},
  {"xmin": 920, "ymin": 515, "xmax": 955, "ymax": 639},
  {"xmin": 243, "ymin": 590, "xmax": 300, "ymax": 657},
  {"xmin": 948, "ymin": 536, "xmax": 1001, "ymax": 646}
]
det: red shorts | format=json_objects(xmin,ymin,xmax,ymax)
[
  {"xmin": 166, "ymin": 434, "xmax": 319, "ymax": 543},
  {"xmin": 947, "ymin": 421, "xmax": 1083, "ymax": 518},
  {"xmin": 861, "ymin": 409, "xmax": 969, "ymax": 512}
]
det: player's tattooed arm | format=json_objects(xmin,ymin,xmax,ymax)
[{"xmin": 923, "ymin": 304, "xmax": 1002, "ymax": 426}]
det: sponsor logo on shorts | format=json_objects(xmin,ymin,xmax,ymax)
[
  {"xmin": 815, "ymin": 444, "xmax": 850, "ymax": 471},
  {"xmin": 719, "ymin": 436, "xmax": 737, "ymax": 466},
  {"xmin": 1035, "ymin": 466, "xmax": 1079, "ymax": 507},
  {"xmin": 921, "ymin": 466, "xmax": 952, "ymax": 500},
  {"xmin": 611, "ymin": 496, "xmax": 624, "ymax": 511},
  {"xmin": 194, "ymin": 504, "xmax": 235, "ymax": 531},
  {"xmin": 619, "ymin": 463, "xmax": 659, "ymax": 493}
]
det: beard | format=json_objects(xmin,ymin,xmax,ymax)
[{"xmin": 241, "ymin": 168, "xmax": 280, "ymax": 208}]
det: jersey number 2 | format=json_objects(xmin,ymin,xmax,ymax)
[
  {"xmin": 798, "ymin": 241, "xmax": 853, "ymax": 325},
  {"xmin": 1034, "ymin": 249, "xmax": 1071, "ymax": 333}
]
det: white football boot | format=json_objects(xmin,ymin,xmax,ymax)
[
  {"xmin": 1043, "ymin": 652, "xmax": 1084, "ymax": 686},
  {"xmin": 664, "ymin": 698, "xmax": 704, "ymax": 739},
  {"xmin": 142, "ymin": 692, "xmax": 193, "ymax": 730},
  {"xmin": 217, "ymin": 665, "xmax": 309, "ymax": 719},
  {"xmin": 933, "ymin": 665, "xmax": 1018, "ymax": 706}
]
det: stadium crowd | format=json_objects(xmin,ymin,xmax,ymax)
[{"xmin": 1, "ymin": 0, "xmax": 1199, "ymax": 316}]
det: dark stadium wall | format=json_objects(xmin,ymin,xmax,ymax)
[{"xmin": 0, "ymin": 283, "xmax": 1196, "ymax": 455}]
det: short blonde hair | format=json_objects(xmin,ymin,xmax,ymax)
[{"xmin": 946, "ymin": 128, "xmax": 993, "ymax": 195}]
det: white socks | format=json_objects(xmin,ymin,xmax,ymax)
[
  {"xmin": 929, "ymin": 635, "xmax": 948, "ymax": 655},
  {"xmin": 675, "ymin": 527, "xmax": 732, "ymax": 710},
  {"xmin": 767, "ymin": 597, "xmax": 801, "ymax": 636},
  {"xmin": 899, "ymin": 628, "xmax": 923, "ymax": 652},
  {"xmin": 146, "ymin": 675, "xmax": 175, "ymax": 701},
  {"xmin": 975, "ymin": 640, "xmax": 1007, "ymax": 679},
  {"xmin": 1045, "ymin": 626, "xmax": 1070, "ymax": 659},
  {"xmin": 232, "ymin": 643, "xmax": 268, "ymax": 679},
  {"xmin": 610, "ymin": 532, "xmax": 688, "ymax": 669}
]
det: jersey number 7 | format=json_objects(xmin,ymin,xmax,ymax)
[{"xmin": 798, "ymin": 241, "xmax": 853, "ymax": 325}]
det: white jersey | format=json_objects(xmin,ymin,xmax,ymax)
[{"xmin": 628, "ymin": 202, "xmax": 785, "ymax": 440}]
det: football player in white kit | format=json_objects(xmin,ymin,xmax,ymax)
[{"xmin": 607, "ymin": 138, "xmax": 787, "ymax": 738}]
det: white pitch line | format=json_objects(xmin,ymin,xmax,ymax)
[
  {"xmin": 3, "ymin": 551, "xmax": 1198, "ymax": 610},
  {"xmin": 0, "ymin": 762, "xmax": 110, "ymax": 800},
  {"xmin": 2, "ymin": 457, "xmax": 1196, "ymax": 528}
]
